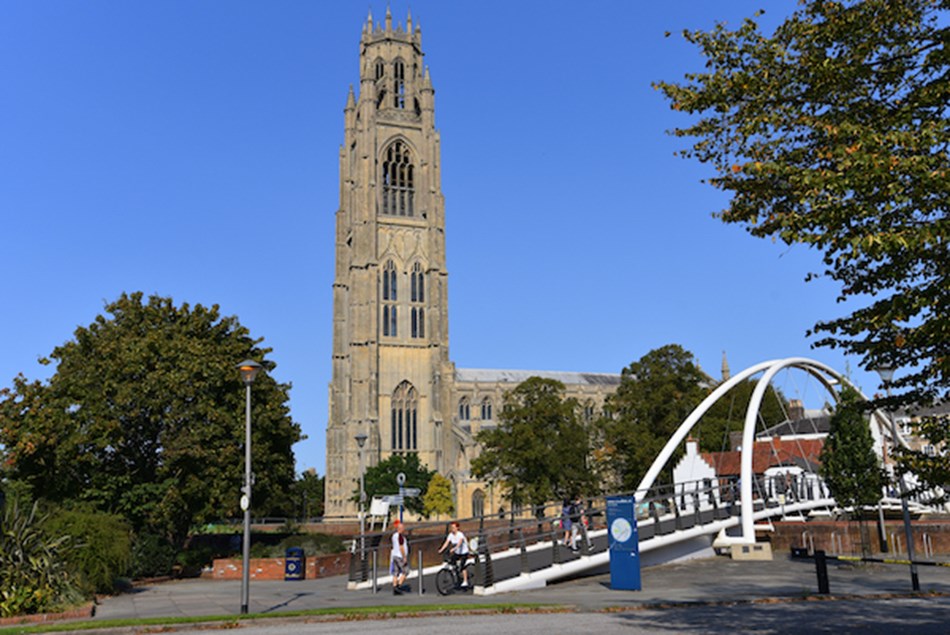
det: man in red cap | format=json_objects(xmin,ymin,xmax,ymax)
[{"xmin": 390, "ymin": 519, "xmax": 409, "ymax": 594}]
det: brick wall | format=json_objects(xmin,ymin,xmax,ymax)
[
  {"xmin": 211, "ymin": 552, "xmax": 351, "ymax": 581},
  {"xmin": 770, "ymin": 520, "xmax": 950, "ymax": 556}
]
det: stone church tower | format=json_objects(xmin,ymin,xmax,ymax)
[
  {"xmin": 325, "ymin": 10, "xmax": 620, "ymax": 520},
  {"xmin": 325, "ymin": 9, "xmax": 454, "ymax": 518}
]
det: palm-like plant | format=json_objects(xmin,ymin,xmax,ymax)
[{"xmin": 0, "ymin": 500, "xmax": 80, "ymax": 617}]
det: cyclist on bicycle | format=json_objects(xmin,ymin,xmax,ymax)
[{"xmin": 438, "ymin": 521, "xmax": 470, "ymax": 588}]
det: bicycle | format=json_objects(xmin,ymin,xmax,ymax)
[{"xmin": 435, "ymin": 552, "xmax": 477, "ymax": 595}]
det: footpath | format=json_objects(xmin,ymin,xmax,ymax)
[{"xmin": 93, "ymin": 555, "xmax": 950, "ymax": 620}]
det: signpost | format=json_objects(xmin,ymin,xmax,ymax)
[
  {"xmin": 606, "ymin": 495, "xmax": 641, "ymax": 591},
  {"xmin": 376, "ymin": 473, "xmax": 424, "ymax": 523},
  {"xmin": 396, "ymin": 473, "xmax": 406, "ymax": 521}
]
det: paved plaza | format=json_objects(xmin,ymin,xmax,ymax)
[{"xmin": 93, "ymin": 555, "xmax": 950, "ymax": 624}]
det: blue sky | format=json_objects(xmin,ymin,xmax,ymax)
[{"xmin": 0, "ymin": 1, "xmax": 887, "ymax": 474}]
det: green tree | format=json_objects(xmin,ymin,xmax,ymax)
[
  {"xmin": 472, "ymin": 377, "xmax": 596, "ymax": 511},
  {"xmin": 422, "ymin": 472, "xmax": 455, "ymax": 520},
  {"xmin": 820, "ymin": 387, "xmax": 885, "ymax": 512},
  {"xmin": 0, "ymin": 292, "xmax": 301, "ymax": 546},
  {"xmin": 894, "ymin": 412, "xmax": 950, "ymax": 501},
  {"xmin": 698, "ymin": 380, "xmax": 789, "ymax": 453},
  {"xmin": 598, "ymin": 345, "xmax": 708, "ymax": 491},
  {"xmin": 292, "ymin": 470, "xmax": 325, "ymax": 520},
  {"xmin": 656, "ymin": 0, "xmax": 948, "ymax": 407},
  {"xmin": 357, "ymin": 453, "xmax": 435, "ymax": 517}
]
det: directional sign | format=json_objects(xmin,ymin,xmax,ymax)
[
  {"xmin": 402, "ymin": 487, "xmax": 421, "ymax": 497},
  {"xmin": 383, "ymin": 494, "xmax": 404, "ymax": 506},
  {"xmin": 369, "ymin": 497, "xmax": 390, "ymax": 516}
]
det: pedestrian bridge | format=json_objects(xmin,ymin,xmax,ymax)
[{"xmin": 348, "ymin": 357, "xmax": 945, "ymax": 595}]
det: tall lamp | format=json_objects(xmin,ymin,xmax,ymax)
[
  {"xmin": 355, "ymin": 432, "xmax": 368, "ymax": 564},
  {"xmin": 237, "ymin": 359, "xmax": 263, "ymax": 614},
  {"xmin": 874, "ymin": 365, "xmax": 920, "ymax": 591}
]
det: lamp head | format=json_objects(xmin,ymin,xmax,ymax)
[
  {"xmin": 355, "ymin": 432, "xmax": 368, "ymax": 449},
  {"xmin": 237, "ymin": 360, "xmax": 263, "ymax": 385},
  {"xmin": 874, "ymin": 365, "xmax": 896, "ymax": 384}
]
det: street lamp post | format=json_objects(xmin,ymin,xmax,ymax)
[
  {"xmin": 874, "ymin": 365, "xmax": 920, "ymax": 592},
  {"xmin": 237, "ymin": 360, "xmax": 263, "ymax": 614},
  {"xmin": 355, "ymin": 432, "xmax": 368, "ymax": 569}
]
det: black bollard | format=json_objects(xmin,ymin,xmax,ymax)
[{"xmin": 815, "ymin": 549, "xmax": 830, "ymax": 594}]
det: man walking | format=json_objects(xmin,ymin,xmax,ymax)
[{"xmin": 390, "ymin": 519, "xmax": 410, "ymax": 594}]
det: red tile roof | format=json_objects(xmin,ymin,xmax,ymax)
[{"xmin": 701, "ymin": 438, "xmax": 824, "ymax": 476}]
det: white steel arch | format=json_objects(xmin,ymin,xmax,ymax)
[{"xmin": 635, "ymin": 357, "xmax": 901, "ymax": 545}]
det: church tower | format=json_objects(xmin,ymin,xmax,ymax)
[{"xmin": 325, "ymin": 9, "xmax": 452, "ymax": 517}]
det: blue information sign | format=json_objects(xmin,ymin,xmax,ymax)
[{"xmin": 605, "ymin": 495, "xmax": 641, "ymax": 591}]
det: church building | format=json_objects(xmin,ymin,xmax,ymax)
[{"xmin": 324, "ymin": 10, "xmax": 620, "ymax": 519}]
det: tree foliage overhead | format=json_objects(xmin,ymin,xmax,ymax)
[
  {"xmin": 472, "ymin": 377, "xmax": 596, "ymax": 510},
  {"xmin": 0, "ymin": 292, "xmax": 301, "ymax": 544},
  {"xmin": 819, "ymin": 386, "xmax": 885, "ymax": 511},
  {"xmin": 596, "ymin": 345, "xmax": 709, "ymax": 491},
  {"xmin": 656, "ymin": 0, "xmax": 948, "ymax": 406}
]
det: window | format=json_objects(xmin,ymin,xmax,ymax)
[
  {"xmin": 481, "ymin": 398, "xmax": 492, "ymax": 421},
  {"xmin": 381, "ymin": 141, "xmax": 414, "ymax": 217},
  {"xmin": 472, "ymin": 489, "xmax": 485, "ymax": 518},
  {"xmin": 391, "ymin": 382, "xmax": 418, "ymax": 451},
  {"xmin": 383, "ymin": 305, "xmax": 397, "ymax": 337},
  {"xmin": 382, "ymin": 260, "xmax": 397, "ymax": 301},
  {"xmin": 410, "ymin": 262, "xmax": 425, "ymax": 302},
  {"xmin": 411, "ymin": 307, "xmax": 425, "ymax": 339},
  {"xmin": 382, "ymin": 260, "xmax": 398, "ymax": 337},
  {"xmin": 393, "ymin": 60, "xmax": 405, "ymax": 109},
  {"xmin": 375, "ymin": 59, "xmax": 385, "ymax": 81},
  {"xmin": 410, "ymin": 262, "xmax": 425, "ymax": 339},
  {"xmin": 458, "ymin": 398, "xmax": 470, "ymax": 421}
]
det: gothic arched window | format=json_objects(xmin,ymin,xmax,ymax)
[
  {"xmin": 375, "ymin": 59, "xmax": 385, "ymax": 81},
  {"xmin": 382, "ymin": 259, "xmax": 397, "ymax": 301},
  {"xmin": 481, "ymin": 398, "xmax": 492, "ymax": 421},
  {"xmin": 458, "ymin": 398, "xmax": 470, "ymax": 421},
  {"xmin": 391, "ymin": 381, "xmax": 418, "ymax": 451},
  {"xmin": 382, "ymin": 260, "xmax": 398, "ymax": 337},
  {"xmin": 472, "ymin": 489, "xmax": 485, "ymax": 518},
  {"xmin": 410, "ymin": 262, "xmax": 425, "ymax": 302},
  {"xmin": 410, "ymin": 262, "xmax": 425, "ymax": 339},
  {"xmin": 411, "ymin": 307, "xmax": 425, "ymax": 339},
  {"xmin": 381, "ymin": 141, "xmax": 414, "ymax": 217},
  {"xmin": 393, "ymin": 60, "xmax": 406, "ymax": 109}
]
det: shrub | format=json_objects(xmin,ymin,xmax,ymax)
[
  {"xmin": 42, "ymin": 508, "xmax": 131, "ymax": 595},
  {"xmin": 0, "ymin": 501, "xmax": 82, "ymax": 617},
  {"xmin": 130, "ymin": 532, "xmax": 177, "ymax": 579},
  {"xmin": 248, "ymin": 533, "xmax": 345, "ymax": 558},
  {"xmin": 175, "ymin": 545, "xmax": 213, "ymax": 577}
]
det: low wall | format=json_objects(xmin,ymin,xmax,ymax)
[
  {"xmin": 211, "ymin": 552, "xmax": 351, "ymax": 581},
  {"xmin": 770, "ymin": 520, "xmax": 950, "ymax": 556},
  {"xmin": 0, "ymin": 603, "xmax": 94, "ymax": 626}
]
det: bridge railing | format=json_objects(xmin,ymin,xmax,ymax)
[{"xmin": 346, "ymin": 474, "xmax": 846, "ymax": 589}]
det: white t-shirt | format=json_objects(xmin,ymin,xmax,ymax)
[
  {"xmin": 391, "ymin": 530, "xmax": 408, "ymax": 562},
  {"xmin": 447, "ymin": 530, "xmax": 468, "ymax": 555}
]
